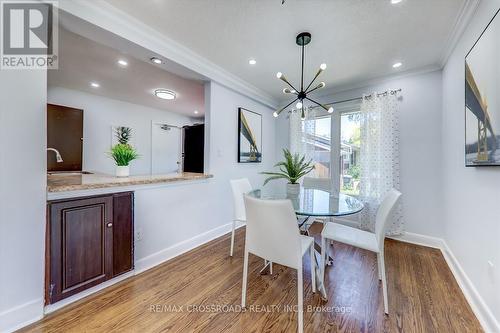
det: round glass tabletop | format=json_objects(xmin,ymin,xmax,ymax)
[{"xmin": 247, "ymin": 187, "xmax": 364, "ymax": 217}]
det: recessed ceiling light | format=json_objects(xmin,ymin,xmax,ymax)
[
  {"xmin": 393, "ymin": 62, "xmax": 403, "ymax": 68},
  {"xmin": 249, "ymin": 59, "xmax": 257, "ymax": 65},
  {"xmin": 391, "ymin": 0, "xmax": 402, "ymax": 4},
  {"xmin": 151, "ymin": 57, "xmax": 163, "ymax": 64},
  {"xmin": 117, "ymin": 59, "xmax": 128, "ymax": 66},
  {"xmin": 90, "ymin": 82, "xmax": 100, "ymax": 88},
  {"xmin": 194, "ymin": 110, "xmax": 199, "ymax": 114},
  {"xmin": 154, "ymin": 89, "xmax": 176, "ymax": 100}
]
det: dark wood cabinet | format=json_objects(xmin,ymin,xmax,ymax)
[{"xmin": 46, "ymin": 192, "xmax": 134, "ymax": 304}]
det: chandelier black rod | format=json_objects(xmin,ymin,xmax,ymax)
[
  {"xmin": 275, "ymin": 97, "xmax": 299, "ymax": 116},
  {"xmin": 301, "ymin": 42, "xmax": 305, "ymax": 92},
  {"xmin": 304, "ymin": 70, "xmax": 321, "ymax": 93},
  {"xmin": 280, "ymin": 77, "xmax": 299, "ymax": 94}
]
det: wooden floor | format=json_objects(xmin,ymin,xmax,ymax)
[{"xmin": 20, "ymin": 224, "xmax": 482, "ymax": 333}]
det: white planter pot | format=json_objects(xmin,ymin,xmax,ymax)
[
  {"xmin": 116, "ymin": 165, "xmax": 130, "ymax": 177},
  {"xmin": 286, "ymin": 183, "xmax": 300, "ymax": 196}
]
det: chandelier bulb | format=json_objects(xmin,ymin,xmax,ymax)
[
  {"xmin": 328, "ymin": 106, "xmax": 334, "ymax": 114},
  {"xmin": 320, "ymin": 63, "xmax": 327, "ymax": 71},
  {"xmin": 320, "ymin": 82, "xmax": 326, "ymax": 88},
  {"xmin": 276, "ymin": 72, "xmax": 283, "ymax": 79},
  {"xmin": 283, "ymin": 88, "xmax": 291, "ymax": 94},
  {"xmin": 296, "ymin": 101, "xmax": 303, "ymax": 109},
  {"xmin": 273, "ymin": 111, "xmax": 279, "ymax": 118}
]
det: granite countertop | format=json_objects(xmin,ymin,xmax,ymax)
[{"xmin": 47, "ymin": 172, "xmax": 213, "ymax": 193}]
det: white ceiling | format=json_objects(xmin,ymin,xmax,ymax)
[
  {"xmin": 103, "ymin": 0, "xmax": 467, "ymax": 102},
  {"xmin": 48, "ymin": 27, "xmax": 205, "ymax": 117}
]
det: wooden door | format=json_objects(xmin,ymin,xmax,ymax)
[
  {"xmin": 47, "ymin": 104, "xmax": 83, "ymax": 172},
  {"xmin": 47, "ymin": 195, "xmax": 113, "ymax": 304}
]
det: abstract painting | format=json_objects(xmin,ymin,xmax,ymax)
[
  {"xmin": 465, "ymin": 9, "xmax": 500, "ymax": 166},
  {"xmin": 238, "ymin": 107, "xmax": 262, "ymax": 163}
]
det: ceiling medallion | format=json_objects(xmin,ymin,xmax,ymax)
[{"xmin": 274, "ymin": 32, "xmax": 333, "ymax": 119}]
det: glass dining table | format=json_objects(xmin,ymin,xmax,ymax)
[{"xmin": 247, "ymin": 186, "xmax": 364, "ymax": 300}]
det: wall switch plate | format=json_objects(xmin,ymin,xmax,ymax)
[{"xmin": 135, "ymin": 228, "xmax": 143, "ymax": 242}]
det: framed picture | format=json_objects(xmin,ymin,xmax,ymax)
[
  {"xmin": 238, "ymin": 107, "xmax": 262, "ymax": 163},
  {"xmin": 465, "ymin": 9, "xmax": 500, "ymax": 166}
]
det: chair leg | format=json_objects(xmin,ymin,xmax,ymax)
[
  {"xmin": 241, "ymin": 249, "xmax": 249, "ymax": 307},
  {"xmin": 380, "ymin": 251, "xmax": 389, "ymax": 314},
  {"xmin": 321, "ymin": 236, "xmax": 326, "ymax": 287},
  {"xmin": 270, "ymin": 262, "xmax": 273, "ymax": 275},
  {"xmin": 297, "ymin": 265, "xmax": 304, "ymax": 333},
  {"xmin": 310, "ymin": 244, "xmax": 316, "ymax": 293},
  {"xmin": 376, "ymin": 253, "xmax": 382, "ymax": 281},
  {"xmin": 230, "ymin": 220, "xmax": 236, "ymax": 257}
]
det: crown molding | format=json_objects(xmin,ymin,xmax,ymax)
[
  {"xmin": 307, "ymin": 64, "xmax": 441, "ymax": 101},
  {"xmin": 56, "ymin": 0, "xmax": 278, "ymax": 109},
  {"xmin": 439, "ymin": 0, "xmax": 480, "ymax": 67}
]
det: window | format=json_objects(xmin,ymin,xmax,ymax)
[
  {"xmin": 340, "ymin": 111, "xmax": 361, "ymax": 196},
  {"xmin": 300, "ymin": 101, "xmax": 361, "ymax": 195}
]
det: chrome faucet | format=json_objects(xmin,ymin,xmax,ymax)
[{"xmin": 47, "ymin": 148, "xmax": 64, "ymax": 163}]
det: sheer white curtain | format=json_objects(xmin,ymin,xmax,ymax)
[
  {"xmin": 289, "ymin": 108, "xmax": 317, "ymax": 175},
  {"xmin": 359, "ymin": 91, "xmax": 404, "ymax": 235}
]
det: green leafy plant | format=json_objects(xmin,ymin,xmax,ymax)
[
  {"xmin": 108, "ymin": 143, "xmax": 139, "ymax": 166},
  {"xmin": 115, "ymin": 126, "xmax": 132, "ymax": 145},
  {"xmin": 261, "ymin": 149, "xmax": 314, "ymax": 185},
  {"xmin": 347, "ymin": 164, "xmax": 361, "ymax": 180}
]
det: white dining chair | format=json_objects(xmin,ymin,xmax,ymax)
[
  {"xmin": 242, "ymin": 195, "xmax": 316, "ymax": 333},
  {"xmin": 229, "ymin": 178, "xmax": 252, "ymax": 257},
  {"xmin": 320, "ymin": 188, "xmax": 402, "ymax": 314}
]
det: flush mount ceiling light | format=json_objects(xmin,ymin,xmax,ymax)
[
  {"xmin": 393, "ymin": 62, "xmax": 403, "ymax": 68},
  {"xmin": 151, "ymin": 57, "xmax": 163, "ymax": 64},
  {"xmin": 248, "ymin": 59, "xmax": 257, "ymax": 65},
  {"xmin": 154, "ymin": 89, "xmax": 176, "ymax": 100},
  {"xmin": 273, "ymin": 32, "xmax": 333, "ymax": 119},
  {"xmin": 90, "ymin": 82, "xmax": 100, "ymax": 88},
  {"xmin": 391, "ymin": 0, "xmax": 402, "ymax": 4},
  {"xmin": 117, "ymin": 59, "xmax": 128, "ymax": 66},
  {"xmin": 194, "ymin": 110, "xmax": 199, "ymax": 114}
]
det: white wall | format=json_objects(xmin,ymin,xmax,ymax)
[
  {"xmin": 48, "ymin": 87, "xmax": 195, "ymax": 175},
  {"xmin": 134, "ymin": 81, "xmax": 277, "ymax": 262},
  {"xmin": 442, "ymin": 0, "xmax": 500, "ymax": 329},
  {"xmin": 276, "ymin": 70, "xmax": 444, "ymax": 237},
  {"xmin": 0, "ymin": 71, "xmax": 47, "ymax": 330}
]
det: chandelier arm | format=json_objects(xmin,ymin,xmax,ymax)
[
  {"xmin": 305, "ymin": 97, "xmax": 330, "ymax": 112},
  {"xmin": 279, "ymin": 76, "xmax": 299, "ymax": 93},
  {"xmin": 304, "ymin": 69, "xmax": 322, "ymax": 92},
  {"xmin": 306, "ymin": 83, "xmax": 324, "ymax": 95},
  {"xmin": 276, "ymin": 97, "xmax": 299, "ymax": 116}
]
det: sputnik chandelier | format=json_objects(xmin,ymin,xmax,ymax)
[{"xmin": 273, "ymin": 32, "xmax": 334, "ymax": 119}]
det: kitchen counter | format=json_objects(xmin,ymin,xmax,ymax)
[{"xmin": 47, "ymin": 172, "xmax": 213, "ymax": 199}]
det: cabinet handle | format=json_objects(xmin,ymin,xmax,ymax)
[{"xmin": 107, "ymin": 222, "xmax": 113, "ymax": 228}]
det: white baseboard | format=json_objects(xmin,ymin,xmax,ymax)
[
  {"xmin": 391, "ymin": 232, "xmax": 500, "ymax": 333},
  {"xmin": 135, "ymin": 221, "xmax": 243, "ymax": 274},
  {"xmin": 0, "ymin": 298, "xmax": 43, "ymax": 333},
  {"xmin": 389, "ymin": 231, "xmax": 445, "ymax": 249}
]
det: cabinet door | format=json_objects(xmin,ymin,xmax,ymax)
[
  {"xmin": 47, "ymin": 196, "xmax": 113, "ymax": 304},
  {"xmin": 112, "ymin": 192, "xmax": 134, "ymax": 276}
]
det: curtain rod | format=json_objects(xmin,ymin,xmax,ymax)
[{"xmin": 325, "ymin": 88, "xmax": 402, "ymax": 106}]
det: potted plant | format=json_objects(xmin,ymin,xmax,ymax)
[
  {"xmin": 261, "ymin": 149, "xmax": 314, "ymax": 195},
  {"xmin": 108, "ymin": 127, "xmax": 139, "ymax": 177}
]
